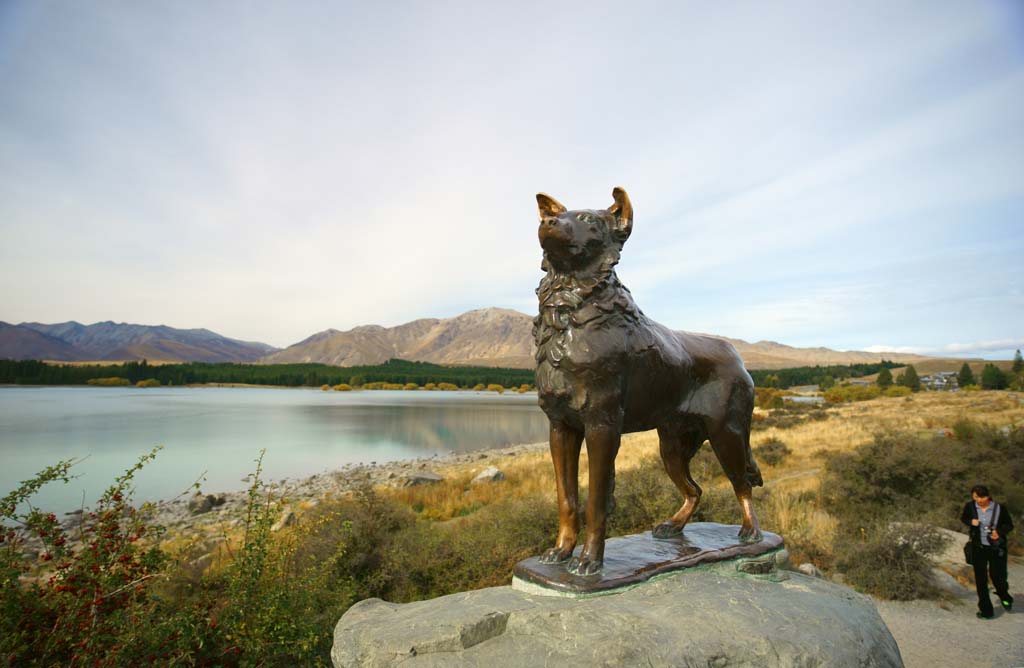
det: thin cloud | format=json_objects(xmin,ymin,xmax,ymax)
[
  {"xmin": 0, "ymin": 2, "xmax": 1021, "ymax": 351},
  {"xmin": 866, "ymin": 339, "xmax": 1024, "ymax": 358}
]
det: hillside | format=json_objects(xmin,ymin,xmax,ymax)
[
  {"xmin": 263, "ymin": 308, "xmax": 534, "ymax": 368},
  {"xmin": 722, "ymin": 338, "xmax": 931, "ymax": 369},
  {"xmin": 1, "ymin": 321, "xmax": 277, "ymax": 363},
  {"xmin": 3, "ymin": 309, "xmax": 959, "ymax": 370},
  {"xmin": 267, "ymin": 308, "xmax": 933, "ymax": 370},
  {"xmin": 0, "ymin": 322, "xmax": 85, "ymax": 361}
]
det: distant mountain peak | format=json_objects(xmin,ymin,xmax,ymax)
[{"xmin": 2, "ymin": 321, "xmax": 278, "ymax": 363}]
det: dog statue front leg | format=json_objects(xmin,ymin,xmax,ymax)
[
  {"xmin": 569, "ymin": 425, "xmax": 621, "ymax": 575},
  {"xmin": 539, "ymin": 421, "xmax": 584, "ymax": 564}
]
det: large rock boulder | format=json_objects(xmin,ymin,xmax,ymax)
[
  {"xmin": 403, "ymin": 471, "xmax": 444, "ymax": 487},
  {"xmin": 332, "ymin": 565, "xmax": 903, "ymax": 667}
]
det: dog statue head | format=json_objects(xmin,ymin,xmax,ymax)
[{"xmin": 536, "ymin": 187, "xmax": 633, "ymax": 275}]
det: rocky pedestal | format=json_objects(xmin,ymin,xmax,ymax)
[{"xmin": 332, "ymin": 531, "xmax": 904, "ymax": 668}]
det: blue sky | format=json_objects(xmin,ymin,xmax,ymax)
[{"xmin": 1, "ymin": 1, "xmax": 1022, "ymax": 357}]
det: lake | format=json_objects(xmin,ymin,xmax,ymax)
[{"xmin": 0, "ymin": 386, "xmax": 549, "ymax": 513}]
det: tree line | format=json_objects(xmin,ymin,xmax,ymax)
[
  {"xmin": 0, "ymin": 358, "xmax": 535, "ymax": 389},
  {"xmin": 6, "ymin": 353, "xmax": 1020, "ymax": 391},
  {"xmin": 748, "ymin": 361, "xmax": 902, "ymax": 390}
]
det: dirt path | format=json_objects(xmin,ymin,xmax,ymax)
[{"xmin": 875, "ymin": 555, "xmax": 1024, "ymax": 668}]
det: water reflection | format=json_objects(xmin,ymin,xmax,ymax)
[
  {"xmin": 303, "ymin": 402, "xmax": 547, "ymax": 453},
  {"xmin": 0, "ymin": 387, "xmax": 549, "ymax": 512}
]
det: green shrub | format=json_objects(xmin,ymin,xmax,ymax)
[
  {"xmin": 753, "ymin": 437, "xmax": 792, "ymax": 466},
  {"xmin": 382, "ymin": 496, "xmax": 556, "ymax": 600},
  {"xmin": 86, "ymin": 377, "xmax": 131, "ymax": 386},
  {"xmin": 754, "ymin": 387, "xmax": 791, "ymax": 409},
  {"xmin": 824, "ymin": 384, "xmax": 881, "ymax": 403},
  {"xmin": 835, "ymin": 523, "xmax": 947, "ymax": 600},
  {"xmin": 1, "ymin": 449, "xmax": 169, "ymax": 666},
  {"xmin": 1, "ymin": 450, "xmax": 359, "ymax": 667},
  {"xmin": 883, "ymin": 386, "xmax": 911, "ymax": 398},
  {"xmin": 822, "ymin": 421, "xmax": 1024, "ymax": 538}
]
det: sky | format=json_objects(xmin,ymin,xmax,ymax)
[{"xmin": 1, "ymin": 2, "xmax": 1022, "ymax": 358}]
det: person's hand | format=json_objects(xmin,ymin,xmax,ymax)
[
  {"xmin": 991, "ymin": 530, "xmax": 999, "ymax": 541},
  {"xmin": 972, "ymin": 519, "xmax": 980, "ymax": 526}
]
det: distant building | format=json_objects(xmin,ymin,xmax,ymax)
[{"xmin": 920, "ymin": 371, "xmax": 959, "ymax": 391}]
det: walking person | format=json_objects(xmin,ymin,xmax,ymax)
[{"xmin": 961, "ymin": 484, "xmax": 1014, "ymax": 619}]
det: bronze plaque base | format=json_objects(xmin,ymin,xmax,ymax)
[{"xmin": 513, "ymin": 523, "xmax": 784, "ymax": 596}]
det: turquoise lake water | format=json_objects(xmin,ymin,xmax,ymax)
[{"xmin": 0, "ymin": 386, "xmax": 549, "ymax": 513}]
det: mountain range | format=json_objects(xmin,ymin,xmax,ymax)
[
  {"xmin": 0, "ymin": 321, "xmax": 277, "ymax": 363},
  {"xmin": 1, "ymin": 309, "xmax": 936, "ymax": 370}
]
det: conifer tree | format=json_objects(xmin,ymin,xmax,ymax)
[
  {"xmin": 981, "ymin": 363, "xmax": 1008, "ymax": 390},
  {"xmin": 876, "ymin": 367, "xmax": 893, "ymax": 388},
  {"xmin": 898, "ymin": 365, "xmax": 921, "ymax": 392},
  {"xmin": 958, "ymin": 362, "xmax": 975, "ymax": 388},
  {"xmin": 1013, "ymin": 349, "xmax": 1023, "ymax": 374}
]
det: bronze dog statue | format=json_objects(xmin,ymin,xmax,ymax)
[{"xmin": 533, "ymin": 187, "xmax": 763, "ymax": 575}]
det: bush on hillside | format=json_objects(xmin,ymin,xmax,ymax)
[
  {"xmin": 86, "ymin": 377, "xmax": 131, "ymax": 386},
  {"xmin": 882, "ymin": 385, "xmax": 912, "ymax": 398},
  {"xmin": 754, "ymin": 387, "xmax": 791, "ymax": 409},
  {"xmin": 823, "ymin": 420, "xmax": 1024, "ymax": 538},
  {"xmin": 381, "ymin": 496, "xmax": 557, "ymax": 601},
  {"xmin": 824, "ymin": 384, "xmax": 881, "ymax": 403},
  {"xmin": 754, "ymin": 437, "xmax": 792, "ymax": 467},
  {"xmin": 835, "ymin": 523, "xmax": 947, "ymax": 600}
]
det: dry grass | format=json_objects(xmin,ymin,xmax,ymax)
[{"xmin": 376, "ymin": 391, "xmax": 1023, "ymax": 570}]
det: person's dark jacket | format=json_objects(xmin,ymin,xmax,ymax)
[{"xmin": 961, "ymin": 501, "xmax": 1014, "ymax": 551}]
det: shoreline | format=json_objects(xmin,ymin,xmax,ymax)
[
  {"xmin": 22, "ymin": 438, "xmax": 552, "ymax": 559},
  {"xmin": 1, "ymin": 383, "xmax": 532, "ymax": 393}
]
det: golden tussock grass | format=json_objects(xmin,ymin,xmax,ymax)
[{"xmin": 378, "ymin": 391, "xmax": 1022, "ymax": 568}]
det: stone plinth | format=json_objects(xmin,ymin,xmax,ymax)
[
  {"xmin": 332, "ymin": 546, "xmax": 904, "ymax": 668},
  {"xmin": 513, "ymin": 523, "xmax": 784, "ymax": 596}
]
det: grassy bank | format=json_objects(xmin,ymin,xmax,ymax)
[{"xmin": 2, "ymin": 391, "xmax": 1022, "ymax": 666}]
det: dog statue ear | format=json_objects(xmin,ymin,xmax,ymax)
[
  {"xmin": 536, "ymin": 193, "xmax": 567, "ymax": 220},
  {"xmin": 608, "ymin": 187, "xmax": 633, "ymax": 241}
]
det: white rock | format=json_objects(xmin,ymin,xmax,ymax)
[
  {"xmin": 471, "ymin": 466, "xmax": 506, "ymax": 485},
  {"xmin": 404, "ymin": 472, "xmax": 444, "ymax": 487},
  {"xmin": 271, "ymin": 509, "xmax": 296, "ymax": 532}
]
